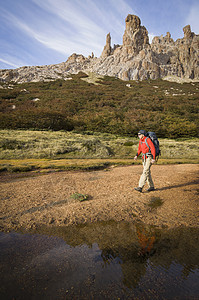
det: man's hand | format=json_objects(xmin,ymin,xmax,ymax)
[
  {"xmin": 134, "ymin": 155, "xmax": 138, "ymax": 161},
  {"xmin": 151, "ymin": 159, "xmax": 156, "ymax": 164}
]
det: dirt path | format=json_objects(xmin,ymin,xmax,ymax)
[{"xmin": 0, "ymin": 164, "xmax": 199, "ymax": 231}]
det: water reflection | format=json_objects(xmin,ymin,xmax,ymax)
[{"xmin": 0, "ymin": 221, "xmax": 199, "ymax": 299}]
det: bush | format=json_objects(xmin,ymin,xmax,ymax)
[
  {"xmin": 0, "ymin": 111, "xmax": 74, "ymax": 131},
  {"xmin": 0, "ymin": 76, "xmax": 198, "ymax": 138},
  {"xmin": 0, "ymin": 139, "xmax": 24, "ymax": 150}
]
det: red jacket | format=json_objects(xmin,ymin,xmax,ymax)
[{"xmin": 137, "ymin": 136, "xmax": 156, "ymax": 159}]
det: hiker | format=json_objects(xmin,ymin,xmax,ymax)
[{"xmin": 134, "ymin": 130, "xmax": 156, "ymax": 192}]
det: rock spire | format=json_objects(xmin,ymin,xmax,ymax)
[
  {"xmin": 0, "ymin": 14, "xmax": 198, "ymax": 83},
  {"xmin": 101, "ymin": 33, "xmax": 112, "ymax": 58},
  {"xmin": 122, "ymin": 15, "xmax": 149, "ymax": 55}
]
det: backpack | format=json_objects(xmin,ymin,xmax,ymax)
[{"xmin": 145, "ymin": 132, "xmax": 161, "ymax": 160}]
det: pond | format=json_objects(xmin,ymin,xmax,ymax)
[{"xmin": 0, "ymin": 221, "xmax": 199, "ymax": 299}]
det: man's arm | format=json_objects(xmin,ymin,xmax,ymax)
[{"xmin": 134, "ymin": 141, "xmax": 141, "ymax": 160}]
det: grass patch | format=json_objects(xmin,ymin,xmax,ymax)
[
  {"xmin": 0, "ymin": 159, "xmax": 116, "ymax": 173},
  {"xmin": 0, "ymin": 130, "xmax": 198, "ymax": 172},
  {"xmin": 70, "ymin": 193, "xmax": 91, "ymax": 202},
  {"xmin": 147, "ymin": 197, "xmax": 164, "ymax": 209},
  {"xmin": 80, "ymin": 72, "xmax": 104, "ymax": 85},
  {"xmin": 0, "ymin": 158, "xmax": 197, "ymax": 173},
  {"xmin": 0, "ymin": 130, "xmax": 198, "ymax": 160}
]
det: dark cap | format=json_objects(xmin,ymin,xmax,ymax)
[{"xmin": 138, "ymin": 130, "xmax": 147, "ymax": 136}]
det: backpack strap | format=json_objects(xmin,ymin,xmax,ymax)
[
  {"xmin": 141, "ymin": 137, "xmax": 149, "ymax": 146},
  {"xmin": 141, "ymin": 137, "xmax": 152, "ymax": 161},
  {"xmin": 145, "ymin": 137, "xmax": 149, "ymax": 149},
  {"xmin": 145, "ymin": 137, "xmax": 151, "ymax": 154}
]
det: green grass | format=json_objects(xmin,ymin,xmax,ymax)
[
  {"xmin": 70, "ymin": 193, "xmax": 91, "ymax": 202},
  {"xmin": 0, "ymin": 129, "xmax": 198, "ymax": 172},
  {"xmin": 147, "ymin": 197, "xmax": 164, "ymax": 209},
  {"xmin": 1, "ymin": 129, "xmax": 198, "ymax": 160}
]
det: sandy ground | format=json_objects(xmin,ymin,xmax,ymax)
[{"xmin": 0, "ymin": 164, "xmax": 199, "ymax": 232}]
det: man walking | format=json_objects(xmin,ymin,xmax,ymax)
[{"xmin": 134, "ymin": 130, "xmax": 156, "ymax": 192}]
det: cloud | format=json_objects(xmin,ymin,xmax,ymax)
[
  {"xmin": 3, "ymin": 0, "xmax": 186, "ymax": 69},
  {"xmin": 2, "ymin": 0, "xmax": 116, "ymax": 59},
  {"xmin": 0, "ymin": 58, "xmax": 20, "ymax": 69},
  {"xmin": 30, "ymin": 0, "xmax": 135, "ymax": 54},
  {"xmin": 1, "ymin": 7, "xmax": 102, "ymax": 58},
  {"xmin": 31, "ymin": 0, "xmax": 108, "ymax": 53},
  {"xmin": 109, "ymin": 0, "xmax": 135, "ymax": 17},
  {"xmin": 0, "ymin": 0, "xmax": 138, "ymax": 69},
  {"xmin": 32, "ymin": 0, "xmax": 111, "ymax": 35}
]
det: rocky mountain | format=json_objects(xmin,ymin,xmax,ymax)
[{"xmin": 0, "ymin": 14, "xmax": 198, "ymax": 83}]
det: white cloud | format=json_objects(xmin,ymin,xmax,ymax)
[
  {"xmin": 2, "ymin": 0, "xmax": 177, "ymax": 69},
  {"xmin": 109, "ymin": 0, "xmax": 135, "ymax": 16},
  {"xmin": 32, "ymin": 0, "xmax": 106, "ymax": 38},
  {"xmin": 1, "ymin": 5, "xmax": 104, "ymax": 57},
  {"xmin": 0, "ymin": 58, "xmax": 20, "ymax": 69},
  {"xmin": 30, "ymin": 0, "xmax": 134, "ymax": 54},
  {"xmin": 0, "ymin": 0, "xmax": 138, "ymax": 67}
]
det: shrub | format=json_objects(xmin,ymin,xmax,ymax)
[
  {"xmin": 0, "ymin": 76, "xmax": 198, "ymax": 138},
  {"xmin": 0, "ymin": 111, "xmax": 74, "ymax": 131}
]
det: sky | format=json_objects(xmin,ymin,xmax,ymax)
[{"xmin": 0, "ymin": 0, "xmax": 199, "ymax": 70}]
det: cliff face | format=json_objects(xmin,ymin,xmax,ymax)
[{"xmin": 0, "ymin": 14, "xmax": 198, "ymax": 83}]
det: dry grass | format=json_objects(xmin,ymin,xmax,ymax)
[
  {"xmin": 0, "ymin": 129, "xmax": 198, "ymax": 172},
  {"xmin": 81, "ymin": 72, "xmax": 104, "ymax": 85}
]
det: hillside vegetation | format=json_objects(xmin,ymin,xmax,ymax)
[{"xmin": 0, "ymin": 72, "xmax": 198, "ymax": 138}]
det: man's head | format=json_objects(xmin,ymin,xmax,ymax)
[{"xmin": 138, "ymin": 130, "xmax": 146, "ymax": 139}]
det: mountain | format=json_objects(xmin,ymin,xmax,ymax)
[{"xmin": 0, "ymin": 15, "xmax": 198, "ymax": 84}]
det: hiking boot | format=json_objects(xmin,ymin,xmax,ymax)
[
  {"xmin": 147, "ymin": 187, "xmax": 155, "ymax": 192},
  {"xmin": 134, "ymin": 187, "xmax": 142, "ymax": 192}
]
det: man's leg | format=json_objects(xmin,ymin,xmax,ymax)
[
  {"xmin": 139, "ymin": 157, "xmax": 153, "ymax": 188},
  {"xmin": 146, "ymin": 158, "xmax": 154, "ymax": 188}
]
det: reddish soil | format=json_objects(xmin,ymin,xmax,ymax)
[{"xmin": 0, "ymin": 164, "xmax": 198, "ymax": 232}]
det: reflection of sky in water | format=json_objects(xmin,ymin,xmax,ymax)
[{"xmin": 0, "ymin": 221, "xmax": 199, "ymax": 299}]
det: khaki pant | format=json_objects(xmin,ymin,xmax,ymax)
[{"xmin": 139, "ymin": 157, "xmax": 154, "ymax": 188}]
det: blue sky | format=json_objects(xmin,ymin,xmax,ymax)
[{"xmin": 0, "ymin": 0, "xmax": 199, "ymax": 69}]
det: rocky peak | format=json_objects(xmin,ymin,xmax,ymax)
[
  {"xmin": 125, "ymin": 14, "xmax": 141, "ymax": 31},
  {"xmin": 122, "ymin": 14, "xmax": 149, "ymax": 55},
  {"xmin": 66, "ymin": 53, "xmax": 87, "ymax": 63},
  {"xmin": 101, "ymin": 33, "xmax": 112, "ymax": 58},
  {"xmin": 183, "ymin": 25, "xmax": 194, "ymax": 39},
  {"xmin": 0, "ymin": 14, "xmax": 198, "ymax": 83}
]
